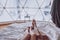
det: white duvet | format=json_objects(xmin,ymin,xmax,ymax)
[{"xmin": 0, "ymin": 21, "xmax": 59, "ymax": 40}]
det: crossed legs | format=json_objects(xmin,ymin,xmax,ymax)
[{"xmin": 23, "ymin": 27, "xmax": 37, "ymax": 40}]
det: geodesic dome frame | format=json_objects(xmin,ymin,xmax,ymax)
[{"xmin": 0, "ymin": 0, "xmax": 53, "ymax": 22}]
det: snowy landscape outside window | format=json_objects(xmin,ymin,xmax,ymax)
[{"xmin": 0, "ymin": 0, "xmax": 53, "ymax": 22}]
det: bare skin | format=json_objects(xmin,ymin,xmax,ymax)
[
  {"xmin": 23, "ymin": 27, "xmax": 31, "ymax": 40},
  {"xmin": 32, "ymin": 19, "xmax": 37, "ymax": 27},
  {"xmin": 30, "ymin": 34, "xmax": 36, "ymax": 40},
  {"xmin": 23, "ymin": 34, "xmax": 31, "ymax": 40},
  {"xmin": 23, "ymin": 19, "xmax": 49, "ymax": 40}
]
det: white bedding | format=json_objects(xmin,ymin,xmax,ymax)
[{"xmin": 0, "ymin": 21, "xmax": 59, "ymax": 40}]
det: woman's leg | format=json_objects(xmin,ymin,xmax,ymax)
[
  {"xmin": 42, "ymin": 35, "xmax": 49, "ymax": 40},
  {"xmin": 37, "ymin": 35, "xmax": 43, "ymax": 40},
  {"xmin": 30, "ymin": 34, "xmax": 37, "ymax": 40},
  {"xmin": 23, "ymin": 27, "xmax": 31, "ymax": 40},
  {"xmin": 23, "ymin": 34, "xmax": 31, "ymax": 40}
]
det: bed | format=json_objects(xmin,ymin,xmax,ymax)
[{"xmin": 0, "ymin": 21, "xmax": 59, "ymax": 40}]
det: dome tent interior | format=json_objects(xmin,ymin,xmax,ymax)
[
  {"xmin": 0, "ymin": 0, "xmax": 53, "ymax": 22},
  {"xmin": 0, "ymin": 0, "xmax": 60, "ymax": 40}
]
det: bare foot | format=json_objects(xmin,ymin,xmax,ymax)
[
  {"xmin": 23, "ymin": 27, "xmax": 31, "ymax": 40},
  {"xmin": 30, "ymin": 26, "xmax": 37, "ymax": 40},
  {"xmin": 32, "ymin": 19, "xmax": 37, "ymax": 27}
]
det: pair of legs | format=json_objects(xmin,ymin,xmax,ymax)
[
  {"xmin": 23, "ymin": 30, "xmax": 49, "ymax": 40},
  {"xmin": 23, "ymin": 27, "xmax": 37, "ymax": 40},
  {"xmin": 23, "ymin": 34, "xmax": 36, "ymax": 40},
  {"xmin": 23, "ymin": 25, "xmax": 42, "ymax": 40},
  {"xmin": 23, "ymin": 19, "xmax": 49, "ymax": 40}
]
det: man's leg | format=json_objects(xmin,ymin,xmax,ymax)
[{"xmin": 23, "ymin": 34, "xmax": 31, "ymax": 40}]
